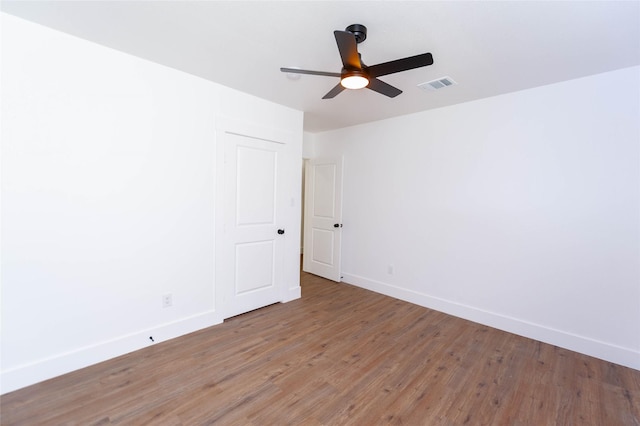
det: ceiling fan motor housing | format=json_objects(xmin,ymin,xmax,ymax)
[{"xmin": 346, "ymin": 24, "xmax": 367, "ymax": 44}]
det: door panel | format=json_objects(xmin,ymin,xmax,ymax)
[
  {"xmin": 311, "ymin": 228, "xmax": 334, "ymax": 265},
  {"xmin": 221, "ymin": 132, "xmax": 285, "ymax": 318},
  {"xmin": 236, "ymin": 146, "xmax": 276, "ymax": 225},
  {"xmin": 312, "ymin": 164, "xmax": 337, "ymax": 218},
  {"xmin": 235, "ymin": 241, "xmax": 274, "ymax": 294},
  {"xmin": 303, "ymin": 157, "xmax": 343, "ymax": 281}
]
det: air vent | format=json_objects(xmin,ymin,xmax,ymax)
[{"xmin": 418, "ymin": 76, "xmax": 457, "ymax": 91}]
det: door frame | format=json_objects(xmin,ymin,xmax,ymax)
[
  {"xmin": 215, "ymin": 117, "xmax": 296, "ymax": 320},
  {"xmin": 302, "ymin": 156, "xmax": 344, "ymax": 282}
]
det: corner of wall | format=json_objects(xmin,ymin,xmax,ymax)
[{"xmin": 302, "ymin": 132, "xmax": 316, "ymax": 158}]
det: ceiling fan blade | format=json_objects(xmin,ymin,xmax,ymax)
[
  {"xmin": 280, "ymin": 67, "xmax": 341, "ymax": 77},
  {"xmin": 367, "ymin": 78, "xmax": 402, "ymax": 98},
  {"xmin": 334, "ymin": 31, "xmax": 361, "ymax": 69},
  {"xmin": 368, "ymin": 53, "xmax": 434, "ymax": 78},
  {"xmin": 322, "ymin": 83, "xmax": 346, "ymax": 99}
]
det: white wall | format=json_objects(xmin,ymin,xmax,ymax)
[
  {"xmin": 1, "ymin": 13, "xmax": 302, "ymax": 393},
  {"xmin": 302, "ymin": 132, "xmax": 316, "ymax": 159},
  {"xmin": 313, "ymin": 66, "xmax": 640, "ymax": 369}
]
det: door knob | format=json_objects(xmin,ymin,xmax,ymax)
[
  {"xmin": 277, "ymin": 229, "xmax": 285, "ymax": 235},
  {"xmin": 333, "ymin": 223, "xmax": 343, "ymax": 228}
]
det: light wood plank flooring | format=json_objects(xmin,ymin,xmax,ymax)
[{"xmin": 2, "ymin": 271, "xmax": 639, "ymax": 425}]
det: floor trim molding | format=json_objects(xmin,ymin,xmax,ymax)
[
  {"xmin": 1, "ymin": 310, "xmax": 221, "ymax": 394},
  {"xmin": 341, "ymin": 272, "xmax": 640, "ymax": 371}
]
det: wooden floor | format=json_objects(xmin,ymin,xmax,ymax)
[{"xmin": 2, "ymin": 271, "xmax": 639, "ymax": 425}]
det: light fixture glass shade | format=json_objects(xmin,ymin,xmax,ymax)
[{"xmin": 341, "ymin": 74, "xmax": 369, "ymax": 90}]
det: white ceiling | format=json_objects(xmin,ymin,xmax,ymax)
[{"xmin": 2, "ymin": 1, "xmax": 639, "ymax": 133}]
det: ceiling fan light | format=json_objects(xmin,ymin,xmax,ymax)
[{"xmin": 341, "ymin": 73, "xmax": 369, "ymax": 90}]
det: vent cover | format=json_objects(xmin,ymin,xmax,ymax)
[{"xmin": 418, "ymin": 76, "xmax": 457, "ymax": 91}]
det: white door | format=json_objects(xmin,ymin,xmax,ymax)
[
  {"xmin": 303, "ymin": 157, "xmax": 343, "ymax": 281},
  {"xmin": 219, "ymin": 132, "xmax": 286, "ymax": 319}
]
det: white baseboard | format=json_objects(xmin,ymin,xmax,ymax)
[
  {"xmin": 282, "ymin": 285, "xmax": 302, "ymax": 303},
  {"xmin": 341, "ymin": 272, "xmax": 640, "ymax": 371},
  {"xmin": 1, "ymin": 310, "xmax": 222, "ymax": 395}
]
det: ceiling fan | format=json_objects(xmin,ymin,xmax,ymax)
[{"xmin": 280, "ymin": 24, "xmax": 434, "ymax": 99}]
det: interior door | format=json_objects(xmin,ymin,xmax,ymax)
[
  {"xmin": 303, "ymin": 157, "xmax": 343, "ymax": 281},
  {"xmin": 220, "ymin": 132, "xmax": 286, "ymax": 319}
]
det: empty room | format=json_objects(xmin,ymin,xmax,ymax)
[{"xmin": 1, "ymin": 1, "xmax": 639, "ymax": 424}]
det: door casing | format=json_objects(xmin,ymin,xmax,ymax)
[{"xmin": 303, "ymin": 156, "xmax": 344, "ymax": 282}]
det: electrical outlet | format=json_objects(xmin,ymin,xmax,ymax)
[
  {"xmin": 388, "ymin": 265, "xmax": 394, "ymax": 275},
  {"xmin": 162, "ymin": 293, "xmax": 173, "ymax": 308}
]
